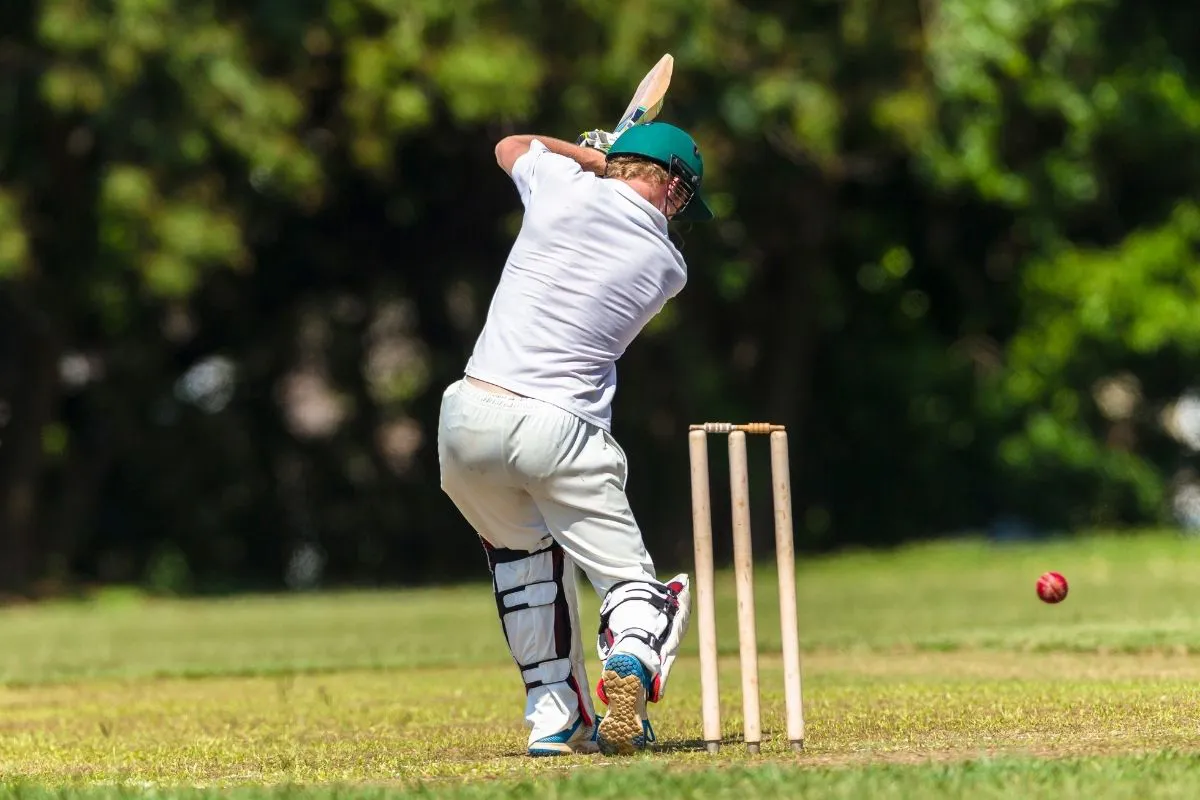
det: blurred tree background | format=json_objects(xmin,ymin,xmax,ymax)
[{"xmin": 1, "ymin": 0, "xmax": 1199, "ymax": 598}]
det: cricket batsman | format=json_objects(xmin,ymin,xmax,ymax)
[{"xmin": 436, "ymin": 121, "xmax": 715, "ymax": 756}]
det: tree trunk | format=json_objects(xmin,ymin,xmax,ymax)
[{"xmin": 0, "ymin": 297, "xmax": 59, "ymax": 596}]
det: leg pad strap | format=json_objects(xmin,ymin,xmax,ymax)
[{"xmin": 485, "ymin": 539, "xmax": 574, "ymax": 694}]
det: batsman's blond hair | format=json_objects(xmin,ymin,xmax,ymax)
[{"xmin": 604, "ymin": 154, "xmax": 669, "ymax": 185}]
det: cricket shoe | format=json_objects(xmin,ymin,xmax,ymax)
[
  {"xmin": 527, "ymin": 714, "xmax": 600, "ymax": 757},
  {"xmin": 595, "ymin": 654, "xmax": 656, "ymax": 755}
]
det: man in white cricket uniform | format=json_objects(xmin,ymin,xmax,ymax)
[{"xmin": 437, "ymin": 122, "xmax": 714, "ymax": 756}]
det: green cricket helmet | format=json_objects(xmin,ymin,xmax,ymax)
[{"xmin": 606, "ymin": 122, "xmax": 714, "ymax": 222}]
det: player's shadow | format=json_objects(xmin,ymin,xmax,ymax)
[
  {"xmin": 651, "ymin": 737, "xmax": 729, "ymax": 754},
  {"xmin": 500, "ymin": 737, "xmax": 764, "ymax": 757}
]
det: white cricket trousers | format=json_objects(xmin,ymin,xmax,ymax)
[
  {"xmin": 438, "ymin": 378, "xmax": 656, "ymax": 589},
  {"xmin": 437, "ymin": 377, "xmax": 657, "ymax": 743}
]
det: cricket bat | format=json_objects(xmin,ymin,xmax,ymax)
[{"xmin": 612, "ymin": 53, "xmax": 674, "ymax": 136}]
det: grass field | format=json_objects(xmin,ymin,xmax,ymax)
[{"xmin": 4, "ymin": 530, "xmax": 1200, "ymax": 797}]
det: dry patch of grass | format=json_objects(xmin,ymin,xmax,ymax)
[
  {"xmin": 3, "ymin": 651, "xmax": 1200, "ymax": 787},
  {"xmin": 6, "ymin": 531, "xmax": 1200, "ymax": 796}
]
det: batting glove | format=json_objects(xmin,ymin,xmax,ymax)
[{"xmin": 576, "ymin": 129, "xmax": 618, "ymax": 152}]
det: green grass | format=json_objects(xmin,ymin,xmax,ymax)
[
  {"xmin": 3, "ymin": 529, "xmax": 1200, "ymax": 797},
  {"xmin": 8, "ymin": 754, "xmax": 1200, "ymax": 799}
]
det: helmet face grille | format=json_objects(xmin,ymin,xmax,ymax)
[{"xmin": 669, "ymin": 154, "xmax": 699, "ymax": 210}]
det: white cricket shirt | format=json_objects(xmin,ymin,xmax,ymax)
[{"xmin": 464, "ymin": 139, "xmax": 688, "ymax": 431}]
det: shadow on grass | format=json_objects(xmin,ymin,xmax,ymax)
[
  {"xmin": 497, "ymin": 737, "xmax": 738, "ymax": 758},
  {"xmin": 652, "ymin": 737, "xmax": 729, "ymax": 754},
  {"xmin": 497, "ymin": 739, "xmax": 725, "ymax": 758}
]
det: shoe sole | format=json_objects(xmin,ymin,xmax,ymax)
[
  {"xmin": 528, "ymin": 741, "xmax": 599, "ymax": 757},
  {"xmin": 597, "ymin": 654, "xmax": 647, "ymax": 755}
]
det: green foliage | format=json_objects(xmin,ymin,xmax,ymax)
[
  {"xmin": 921, "ymin": 0, "xmax": 1110, "ymax": 206},
  {"xmin": 1020, "ymin": 203, "xmax": 1200, "ymax": 361},
  {"xmin": 996, "ymin": 203, "xmax": 1200, "ymax": 521},
  {"xmin": 99, "ymin": 165, "xmax": 249, "ymax": 297},
  {"xmin": 0, "ymin": 189, "xmax": 29, "ymax": 278},
  {"xmin": 2, "ymin": 0, "xmax": 1200, "ymax": 592}
]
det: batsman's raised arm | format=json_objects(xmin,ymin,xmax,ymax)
[{"xmin": 495, "ymin": 134, "xmax": 607, "ymax": 177}]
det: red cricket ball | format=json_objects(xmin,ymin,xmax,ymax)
[{"xmin": 1036, "ymin": 571, "xmax": 1068, "ymax": 604}]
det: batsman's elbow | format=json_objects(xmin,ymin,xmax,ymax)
[{"xmin": 494, "ymin": 136, "xmax": 528, "ymax": 175}]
